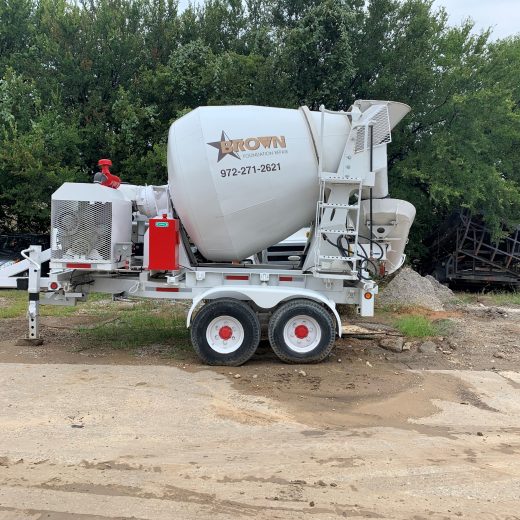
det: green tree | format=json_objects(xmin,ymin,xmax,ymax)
[
  {"xmin": 0, "ymin": 0, "xmax": 518, "ymax": 263},
  {"xmin": 278, "ymin": 0, "xmax": 355, "ymax": 108}
]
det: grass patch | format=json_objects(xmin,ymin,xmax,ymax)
[
  {"xmin": 0, "ymin": 290, "xmax": 80, "ymax": 318},
  {"xmin": 453, "ymin": 292, "xmax": 479, "ymax": 305},
  {"xmin": 0, "ymin": 290, "xmax": 27, "ymax": 318},
  {"xmin": 486, "ymin": 291, "xmax": 520, "ymax": 306},
  {"xmin": 432, "ymin": 318, "xmax": 455, "ymax": 336},
  {"xmin": 0, "ymin": 290, "xmax": 127, "ymax": 319},
  {"xmin": 453, "ymin": 290, "xmax": 520, "ymax": 307},
  {"xmin": 1, "ymin": 289, "xmax": 190, "ymax": 354},
  {"xmin": 78, "ymin": 300, "xmax": 190, "ymax": 350},
  {"xmin": 394, "ymin": 315, "xmax": 451, "ymax": 338}
]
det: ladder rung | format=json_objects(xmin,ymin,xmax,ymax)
[
  {"xmin": 319, "ymin": 255, "xmax": 358, "ymax": 261},
  {"xmin": 319, "ymin": 203, "xmax": 359, "ymax": 209},
  {"xmin": 320, "ymin": 228, "xmax": 357, "ymax": 235},
  {"xmin": 320, "ymin": 174, "xmax": 363, "ymax": 184}
]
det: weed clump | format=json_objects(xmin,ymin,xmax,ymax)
[{"xmin": 395, "ymin": 316, "xmax": 435, "ymax": 337}]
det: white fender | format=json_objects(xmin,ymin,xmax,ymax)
[{"xmin": 186, "ymin": 286, "xmax": 342, "ymax": 336}]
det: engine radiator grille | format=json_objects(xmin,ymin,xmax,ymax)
[{"xmin": 51, "ymin": 200, "xmax": 112, "ymax": 262}]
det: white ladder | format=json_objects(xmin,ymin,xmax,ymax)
[{"xmin": 313, "ymin": 106, "xmax": 364, "ymax": 279}]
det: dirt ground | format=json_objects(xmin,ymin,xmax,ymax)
[{"xmin": 1, "ymin": 298, "xmax": 520, "ymax": 519}]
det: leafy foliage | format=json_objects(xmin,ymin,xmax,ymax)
[{"xmin": 0, "ymin": 0, "xmax": 519, "ymax": 263}]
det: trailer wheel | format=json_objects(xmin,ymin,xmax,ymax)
[
  {"xmin": 191, "ymin": 298, "xmax": 261, "ymax": 366},
  {"xmin": 268, "ymin": 299, "xmax": 336, "ymax": 364}
]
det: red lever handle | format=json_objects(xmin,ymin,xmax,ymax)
[{"xmin": 97, "ymin": 158, "xmax": 121, "ymax": 189}]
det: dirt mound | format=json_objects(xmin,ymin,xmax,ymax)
[
  {"xmin": 379, "ymin": 267, "xmax": 445, "ymax": 311},
  {"xmin": 425, "ymin": 275, "xmax": 457, "ymax": 304}
]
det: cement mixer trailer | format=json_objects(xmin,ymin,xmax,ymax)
[{"xmin": 8, "ymin": 100, "xmax": 416, "ymax": 365}]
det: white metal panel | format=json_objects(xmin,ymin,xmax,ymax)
[
  {"xmin": 359, "ymin": 198, "xmax": 416, "ymax": 274},
  {"xmin": 353, "ymin": 100, "xmax": 411, "ymax": 131}
]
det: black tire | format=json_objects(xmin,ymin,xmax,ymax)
[
  {"xmin": 190, "ymin": 298, "xmax": 261, "ymax": 366},
  {"xmin": 268, "ymin": 299, "xmax": 336, "ymax": 364}
]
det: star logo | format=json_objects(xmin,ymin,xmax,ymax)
[{"xmin": 207, "ymin": 130, "xmax": 241, "ymax": 162}]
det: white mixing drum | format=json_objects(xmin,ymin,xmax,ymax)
[
  {"xmin": 167, "ymin": 102, "xmax": 410, "ymax": 262},
  {"xmin": 167, "ymin": 105, "xmax": 351, "ymax": 261}
]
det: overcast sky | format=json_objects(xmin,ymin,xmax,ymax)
[{"xmin": 432, "ymin": 0, "xmax": 519, "ymax": 39}]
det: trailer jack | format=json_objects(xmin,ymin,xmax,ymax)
[{"xmin": 15, "ymin": 246, "xmax": 44, "ymax": 346}]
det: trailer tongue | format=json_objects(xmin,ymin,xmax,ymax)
[{"xmin": 4, "ymin": 100, "xmax": 416, "ymax": 366}]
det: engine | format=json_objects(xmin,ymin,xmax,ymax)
[{"xmin": 50, "ymin": 183, "xmax": 132, "ymax": 270}]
